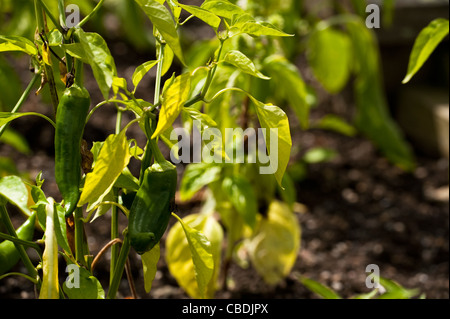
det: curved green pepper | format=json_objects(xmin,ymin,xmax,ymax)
[
  {"xmin": 129, "ymin": 159, "xmax": 177, "ymax": 255},
  {"xmin": 0, "ymin": 213, "xmax": 36, "ymax": 275},
  {"xmin": 55, "ymin": 83, "xmax": 91, "ymax": 217}
]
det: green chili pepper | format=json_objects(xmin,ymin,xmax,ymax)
[
  {"xmin": 0, "ymin": 213, "xmax": 36, "ymax": 275},
  {"xmin": 129, "ymin": 159, "xmax": 177, "ymax": 255},
  {"xmin": 55, "ymin": 83, "xmax": 91, "ymax": 217}
]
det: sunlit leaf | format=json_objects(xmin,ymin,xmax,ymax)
[
  {"xmin": 231, "ymin": 21, "xmax": 294, "ymax": 38},
  {"xmin": 222, "ymin": 50, "xmax": 270, "ymax": 80},
  {"xmin": 78, "ymin": 130, "xmax": 132, "ymax": 211},
  {"xmin": 141, "ymin": 243, "xmax": 160, "ymax": 293},
  {"xmin": 63, "ymin": 29, "xmax": 117, "ymax": 100},
  {"xmin": 251, "ymin": 97, "xmax": 292, "ymax": 188},
  {"xmin": 39, "ymin": 199, "xmax": 59, "ymax": 299},
  {"xmin": 246, "ymin": 201, "xmax": 301, "ymax": 285},
  {"xmin": 176, "ymin": 2, "xmax": 221, "ymax": 30},
  {"xmin": 167, "ymin": 214, "xmax": 220, "ymax": 299},
  {"xmin": 0, "ymin": 35, "xmax": 37, "ymax": 56},
  {"xmin": 152, "ymin": 72, "xmax": 191, "ymax": 139},
  {"xmin": 403, "ymin": 19, "xmax": 449, "ymax": 84},
  {"xmin": 201, "ymin": 0, "xmax": 246, "ymax": 20},
  {"xmin": 135, "ymin": 0, "xmax": 185, "ymax": 64},
  {"xmin": 132, "ymin": 60, "xmax": 159, "ymax": 92}
]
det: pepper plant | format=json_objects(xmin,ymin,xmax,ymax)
[
  {"xmin": 0, "ymin": 0, "xmax": 302, "ymax": 299},
  {"xmin": 0, "ymin": 0, "xmax": 426, "ymax": 300}
]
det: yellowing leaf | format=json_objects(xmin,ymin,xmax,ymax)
[
  {"xmin": 141, "ymin": 243, "xmax": 161, "ymax": 293},
  {"xmin": 166, "ymin": 214, "xmax": 222, "ymax": 299},
  {"xmin": 78, "ymin": 130, "xmax": 132, "ymax": 211},
  {"xmin": 39, "ymin": 198, "xmax": 59, "ymax": 299},
  {"xmin": 152, "ymin": 72, "xmax": 191, "ymax": 139},
  {"xmin": 246, "ymin": 201, "xmax": 301, "ymax": 285},
  {"xmin": 42, "ymin": 43, "xmax": 52, "ymax": 66}
]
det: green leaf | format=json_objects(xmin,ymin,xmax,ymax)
[
  {"xmin": 0, "ymin": 112, "xmax": 55, "ymax": 129},
  {"xmin": 112, "ymin": 77, "xmax": 129, "ymax": 97},
  {"xmin": 63, "ymin": 29, "xmax": 117, "ymax": 100},
  {"xmin": 299, "ymin": 277, "xmax": 342, "ymax": 299},
  {"xmin": 135, "ymin": 0, "xmax": 185, "ymax": 64},
  {"xmin": 352, "ymin": 289, "xmax": 379, "ymax": 299},
  {"xmin": 222, "ymin": 176, "xmax": 257, "ymax": 229},
  {"xmin": 251, "ymin": 97, "xmax": 292, "ymax": 188},
  {"xmin": 403, "ymin": 19, "xmax": 449, "ymax": 84},
  {"xmin": 141, "ymin": 243, "xmax": 160, "ymax": 293},
  {"xmin": 152, "ymin": 72, "xmax": 191, "ymax": 139},
  {"xmin": 0, "ymin": 128, "xmax": 31, "ymax": 155},
  {"xmin": 231, "ymin": 21, "xmax": 294, "ymax": 38},
  {"xmin": 308, "ymin": 26, "xmax": 352, "ymax": 93},
  {"xmin": 347, "ymin": 20, "xmax": 416, "ymax": 171},
  {"xmin": 222, "ymin": 50, "xmax": 270, "ymax": 80},
  {"xmin": 78, "ymin": 130, "xmax": 132, "ymax": 211},
  {"xmin": 378, "ymin": 277, "xmax": 420, "ymax": 299},
  {"xmin": 166, "ymin": 213, "xmax": 222, "ymax": 299},
  {"xmin": 176, "ymin": 2, "xmax": 221, "ymax": 30},
  {"xmin": 53, "ymin": 203, "xmax": 72, "ymax": 257},
  {"xmin": 114, "ymin": 168, "xmax": 140, "ymax": 192},
  {"xmin": 63, "ymin": 263, "xmax": 105, "ymax": 299},
  {"xmin": 132, "ymin": 60, "xmax": 159, "ymax": 92},
  {"xmin": 0, "ymin": 35, "xmax": 37, "ymax": 56},
  {"xmin": 162, "ymin": 45, "xmax": 174, "ymax": 77},
  {"xmin": 315, "ymin": 114, "xmax": 357, "ymax": 137},
  {"xmin": 302, "ymin": 147, "xmax": 338, "ymax": 164},
  {"xmin": 0, "ymin": 175, "xmax": 31, "ymax": 216},
  {"xmin": 39, "ymin": 199, "xmax": 59, "ymax": 299},
  {"xmin": 246, "ymin": 201, "xmax": 301, "ymax": 285},
  {"xmin": 180, "ymin": 164, "xmax": 222, "ymax": 202},
  {"xmin": 264, "ymin": 55, "xmax": 310, "ymax": 129},
  {"xmin": 201, "ymin": 0, "xmax": 246, "ymax": 20},
  {"xmin": 182, "ymin": 107, "xmax": 218, "ymax": 128}
]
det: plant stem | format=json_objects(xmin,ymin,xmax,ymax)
[
  {"xmin": 57, "ymin": 0, "xmax": 66, "ymax": 28},
  {"xmin": 0, "ymin": 70, "xmax": 41, "ymax": 138},
  {"xmin": 37, "ymin": 0, "xmax": 65, "ymax": 34},
  {"xmin": 110, "ymin": 109, "xmax": 123, "ymax": 286},
  {"xmin": 0, "ymin": 206, "xmax": 38, "ymax": 280},
  {"xmin": 107, "ymin": 231, "xmax": 131, "ymax": 299},
  {"xmin": 154, "ymin": 41, "xmax": 166, "ymax": 106},
  {"xmin": 34, "ymin": 0, "xmax": 59, "ymax": 115},
  {"xmin": 0, "ymin": 232, "xmax": 42, "ymax": 258},
  {"xmin": 77, "ymin": 0, "xmax": 106, "ymax": 29},
  {"xmin": 74, "ymin": 207, "xmax": 86, "ymax": 267}
]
